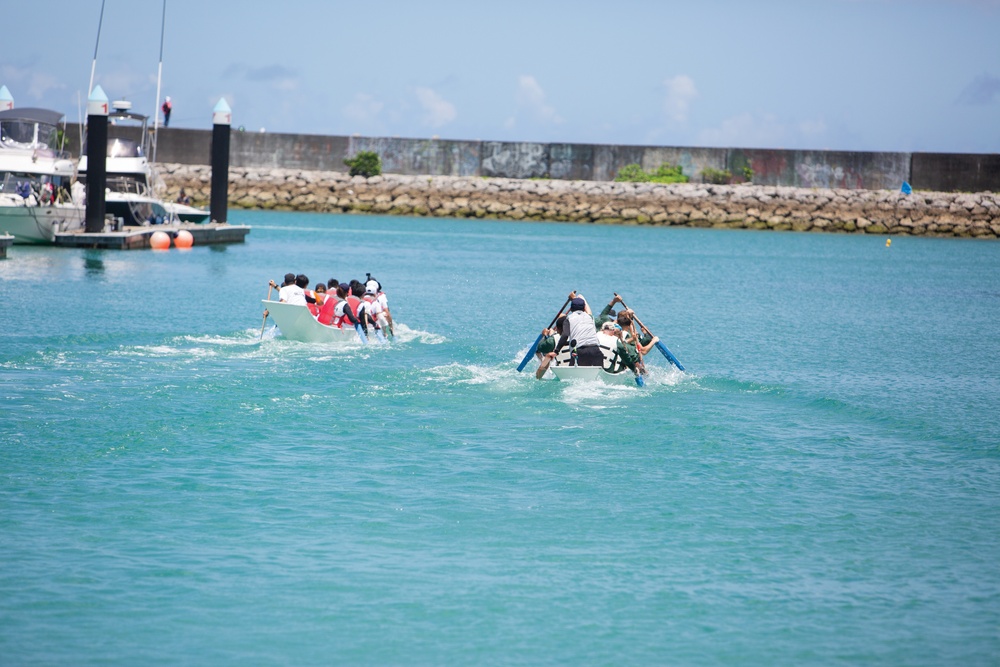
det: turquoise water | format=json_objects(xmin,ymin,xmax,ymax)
[{"xmin": 2, "ymin": 211, "xmax": 999, "ymax": 665}]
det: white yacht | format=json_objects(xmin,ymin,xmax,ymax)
[
  {"xmin": 78, "ymin": 100, "xmax": 207, "ymax": 227},
  {"xmin": 0, "ymin": 107, "xmax": 85, "ymax": 243}
]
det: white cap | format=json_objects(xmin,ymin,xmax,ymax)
[{"xmin": 365, "ymin": 280, "xmax": 378, "ymax": 295}]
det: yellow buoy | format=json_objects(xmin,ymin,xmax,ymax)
[{"xmin": 886, "ymin": 239, "xmax": 892, "ymax": 247}]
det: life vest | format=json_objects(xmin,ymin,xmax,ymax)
[
  {"xmin": 307, "ymin": 293, "xmax": 322, "ymax": 317},
  {"xmin": 331, "ymin": 300, "xmax": 353, "ymax": 329},
  {"xmin": 362, "ymin": 294, "xmax": 383, "ymax": 328},
  {"xmin": 317, "ymin": 297, "xmax": 337, "ymax": 325},
  {"xmin": 346, "ymin": 295, "xmax": 363, "ymax": 319}
]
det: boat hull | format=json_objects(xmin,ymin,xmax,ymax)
[
  {"xmin": 546, "ymin": 332, "xmax": 638, "ymax": 384},
  {"xmin": 263, "ymin": 300, "xmax": 363, "ymax": 344},
  {"xmin": 549, "ymin": 365, "xmax": 635, "ymax": 384},
  {"xmin": 165, "ymin": 202, "xmax": 210, "ymax": 224},
  {"xmin": 0, "ymin": 201, "xmax": 85, "ymax": 244}
]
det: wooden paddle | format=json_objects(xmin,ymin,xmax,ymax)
[
  {"xmin": 259, "ymin": 283, "xmax": 273, "ymax": 340},
  {"xmin": 517, "ymin": 291, "xmax": 575, "ymax": 372}
]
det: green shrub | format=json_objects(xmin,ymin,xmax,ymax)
[
  {"xmin": 344, "ymin": 151, "xmax": 382, "ymax": 177},
  {"xmin": 615, "ymin": 164, "xmax": 649, "ymax": 182},
  {"xmin": 701, "ymin": 168, "xmax": 732, "ymax": 185},
  {"xmin": 649, "ymin": 164, "xmax": 687, "ymax": 183},
  {"xmin": 614, "ymin": 163, "xmax": 689, "ymax": 183},
  {"xmin": 742, "ymin": 166, "xmax": 754, "ymax": 182}
]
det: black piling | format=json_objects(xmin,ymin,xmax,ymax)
[
  {"xmin": 84, "ymin": 86, "xmax": 109, "ymax": 234},
  {"xmin": 210, "ymin": 99, "xmax": 231, "ymax": 224}
]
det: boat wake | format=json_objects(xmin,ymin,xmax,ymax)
[
  {"xmin": 425, "ymin": 363, "xmax": 526, "ymax": 392},
  {"xmin": 389, "ymin": 323, "xmax": 447, "ymax": 345}
]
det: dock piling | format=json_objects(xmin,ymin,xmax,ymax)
[
  {"xmin": 210, "ymin": 99, "xmax": 231, "ymax": 224},
  {"xmin": 84, "ymin": 86, "xmax": 109, "ymax": 234}
]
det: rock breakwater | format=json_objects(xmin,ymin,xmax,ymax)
[{"xmin": 159, "ymin": 163, "xmax": 1000, "ymax": 238}]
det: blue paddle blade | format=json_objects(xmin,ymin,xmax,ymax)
[
  {"xmin": 634, "ymin": 373, "xmax": 645, "ymax": 387},
  {"xmin": 517, "ymin": 333, "xmax": 544, "ymax": 372},
  {"xmin": 655, "ymin": 341, "xmax": 684, "ymax": 371},
  {"xmin": 355, "ymin": 323, "xmax": 369, "ymax": 345}
]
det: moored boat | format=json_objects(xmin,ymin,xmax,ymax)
[
  {"xmin": 78, "ymin": 100, "xmax": 208, "ymax": 227},
  {"xmin": 165, "ymin": 200, "xmax": 210, "ymax": 223},
  {"xmin": 0, "ymin": 106, "xmax": 85, "ymax": 244}
]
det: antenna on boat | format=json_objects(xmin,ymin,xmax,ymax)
[
  {"xmin": 88, "ymin": 0, "xmax": 106, "ymax": 96},
  {"xmin": 152, "ymin": 0, "xmax": 167, "ymax": 167}
]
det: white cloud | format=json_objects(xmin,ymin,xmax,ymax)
[
  {"xmin": 414, "ymin": 87, "xmax": 456, "ymax": 127},
  {"xmin": 663, "ymin": 74, "xmax": 698, "ymax": 123},
  {"xmin": 698, "ymin": 112, "xmax": 829, "ymax": 149},
  {"xmin": 0, "ymin": 65, "xmax": 65, "ymax": 102},
  {"xmin": 514, "ymin": 75, "xmax": 562, "ymax": 124},
  {"xmin": 343, "ymin": 93, "xmax": 384, "ymax": 124}
]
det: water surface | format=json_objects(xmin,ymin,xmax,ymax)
[{"xmin": 2, "ymin": 211, "xmax": 999, "ymax": 665}]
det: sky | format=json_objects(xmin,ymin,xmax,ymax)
[{"xmin": 4, "ymin": 0, "xmax": 1000, "ymax": 153}]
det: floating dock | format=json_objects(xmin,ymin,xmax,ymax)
[
  {"xmin": 53, "ymin": 223, "xmax": 250, "ymax": 250},
  {"xmin": 0, "ymin": 234, "xmax": 12, "ymax": 258}
]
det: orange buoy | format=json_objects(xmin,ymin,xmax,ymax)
[
  {"xmin": 175, "ymin": 229, "xmax": 194, "ymax": 249},
  {"xmin": 150, "ymin": 230, "xmax": 171, "ymax": 250}
]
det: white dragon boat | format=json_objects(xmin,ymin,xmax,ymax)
[
  {"xmin": 262, "ymin": 300, "xmax": 369, "ymax": 344},
  {"xmin": 546, "ymin": 332, "xmax": 641, "ymax": 385}
]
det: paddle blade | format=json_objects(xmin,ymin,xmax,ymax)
[
  {"xmin": 634, "ymin": 373, "xmax": 645, "ymax": 387},
  {"xmin": 655, "ymin": 341, "xmax": 684, "ymax": 371},
  {"xmin": 354, "ymin": 323, "xmax": 369, "ymax": 345},
  {"xmin": 516, "ymin": 333, "xmax": 544, "ymax": 372}
]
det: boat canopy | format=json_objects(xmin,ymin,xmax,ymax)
[
  {"xmin": 0, "ymin": 108, "xmax": 64, "ymax": 152},
  {"xmin": 0, "ymin": 108, "xmax": 65, "ymax": 126}
]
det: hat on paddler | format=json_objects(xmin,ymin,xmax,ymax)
[{"xmin": 570, "ymin": 297, "xmax": 585, "ymax": 311}]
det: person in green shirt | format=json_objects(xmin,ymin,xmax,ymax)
[
  {"xmin": 593, "ymin": 294, "xmax": 625, "ymax": 330},
  {"xmin": 534, "ymin": 317, "xmax": 565, "ymax": 379},
  {"xmin": 602, "ymin": 313, "xmax": 659, "ymax": 374}
]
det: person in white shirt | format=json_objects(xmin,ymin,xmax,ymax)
[
  {"xmin": 365, "ymin": 275, "xmax": 393, "ymax": 335},
  {"xmin": 268, "ymin": 273, "xmax": 308, "ymax": 306}
]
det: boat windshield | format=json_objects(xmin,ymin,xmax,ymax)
[
  {"xmin": 0, "ymin": 171, "xmax": 69, "ymax": 195},
  {"xmin": 108, "ymin": 138, "xmax": 143, "ymax": 158},
  {"xmin": 0, "ymin": 119, "xmax": 60, "ymax": 154},
  {"xmin": 106, "ymin": 174, "xmax": 149, "ymax": 195}
]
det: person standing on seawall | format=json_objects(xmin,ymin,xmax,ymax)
[{"xmin": 161, "ymin": 96, "xmax": 172, "ymax": 127}]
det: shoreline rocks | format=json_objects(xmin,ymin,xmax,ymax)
[{"xmin": 157, "ymin": 163, "xmax": 1000, "ymax": 238}]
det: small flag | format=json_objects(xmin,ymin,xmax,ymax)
[{"xmin": 901, "ymin": 181, "xmax": 912, "ymax": 195}]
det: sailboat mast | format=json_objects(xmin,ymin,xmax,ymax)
[
  {"xmin": 88, "ymin": 0, "xmax": 106, "ymax": 96},
  {"xmin": 152, "ymin": 0, "xmax": 167, "ymax": 166}
]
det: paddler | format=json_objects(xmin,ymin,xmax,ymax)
[{"xmin": 548, "ymin": 296, "xmax": 603, "ymax": 368}]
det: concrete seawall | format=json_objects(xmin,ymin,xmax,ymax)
[
  {"xmin": 160, "ymin": 163, "xmax": 1000, "ymax": 238},
  {"xmin": 64, "ymin": 125, "xmax": 1000, "ymax": 192}
]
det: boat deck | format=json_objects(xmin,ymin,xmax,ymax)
[{"xmin": 52, "ymin": 223, "xmax": 250, "ymax": 249}]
